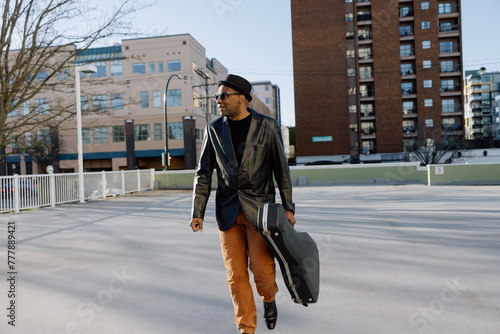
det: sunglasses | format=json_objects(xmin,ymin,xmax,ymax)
[{"xmin": 215, "ymin": 92, "xmax": 242, "ymax": 100}]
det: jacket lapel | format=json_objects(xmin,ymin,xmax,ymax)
[
  {"xmin": 220, "ymin": 117, "xmax": 238, "ymax": 167},
  {"xmin": 240, "ymin": 110, "xmax": 259, "ymax": 167}
]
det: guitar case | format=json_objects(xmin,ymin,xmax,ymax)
[{"xmin": 257, "ymin": 203, "xmax": 320, "ymax": 306}]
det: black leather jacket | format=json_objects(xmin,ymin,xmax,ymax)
[{"xmin": 192, "ymin": 109, "xmax": 294, "ymax": 231}]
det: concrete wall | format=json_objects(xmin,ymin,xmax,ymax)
[{"xmin": 155, "ymin": 162, "xmax": 500, "ymax": 189}]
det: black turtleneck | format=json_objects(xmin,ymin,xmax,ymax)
[{"xmin": 227, "ymin": 113, "xmax": 252, "ymax": 165}]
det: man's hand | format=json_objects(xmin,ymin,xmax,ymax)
[
  {"xmin": 190, "ymin": 218, "xmax": 204, "ymax": 233},
  {"xmin": 285, "ymin": 210, "xmax": 296, "ymax": 228}
]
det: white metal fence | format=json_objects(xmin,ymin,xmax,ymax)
[{"xmin": 0, "ymin": 169, "xmax": 155, "ymax": 214}]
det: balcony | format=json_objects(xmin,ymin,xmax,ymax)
[
  {"xmin": 361, "ymin": 127, "xmax": 376, "ymax": 136},
  {"xmin": 439, "ymin": 44, "xmax": 460, "ymax": 57},
  {"xmin": 357, "ymin": 13, "xmax": 372, "ymax": 21},
  {"xmin": 400, "ymin": 48, "xmax": 415, "ymax": 59},
  {"xmin": 358, "ymin": 52, "xmax": 374, "ymax": 63},
  {"xmin": 440, "ymin": 84, "xmax": 462, "ymax": 96},
  {"xmin": 438, "ymin": 4, "xmax": 459, "ymax": 18},
  {"xmin": 403, "ymin": 126, "xmax": 418, "ymax": 136},
  {"xmin": 402, "ymin": 87, "xmax": 416, "ymax": 95},
  {"xmin": 441, "ymin": 104, "xmax": 462, "ymax": 115},
  {"xmin": 399, "ymin": 28, "xmax": 414, "ymax": 38},
  {"xmin": 360, "ymin": 89, "xmax": 375, "ymax": 98},
  {"xmin": 402, "ymin": 108, "xmax": 417, "ymax": 117},
  {"xmin": 438, "ymin": 24, "xmax": 460, "ymax": 36},
  {"xmin": 360, "ymin": 110, "xmax": 376, "ymax": 119},
  {"xmin": 440, "ymin": 64, "xmax": 461, "ymax": 76},
  {"xmin": 399, "ymin": 8, "xmax": 414, "ymax": 20},
  {"xmin": 359, "ymin": 71, "xmax": 374, "ymax": 82},
  {"xmin": 358, "ymin": 32, "xmax": 373, "ymax": 41},
  {"xmin": 401, "ymin": 68, "xmax": 416, "ymax": 76}
]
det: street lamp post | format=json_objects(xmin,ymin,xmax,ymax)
[
  {"xmin": 163, "ymin": 74, "xmax": 182, "ymax": 170},
  {"xmin": 75, "ymin": 64, "xmax": 97, "ymax": 203}
]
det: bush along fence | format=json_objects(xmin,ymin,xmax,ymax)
[{"xmin": 0, "ymin": 169, "xmax": 155, "ymax": 214}]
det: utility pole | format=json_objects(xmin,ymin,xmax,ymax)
[{"xmin": 193, "ymin": 68, "xmax": 218, "ymax": 126}]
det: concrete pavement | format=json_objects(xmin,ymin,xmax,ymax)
[{"xmin": 1, "ymin": 185, "xmax": 499, "ymax": 333}]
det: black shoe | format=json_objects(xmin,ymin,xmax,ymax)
[{"xmin": 263, "ymin": 300, "xmax": 278, "ymax": 330}]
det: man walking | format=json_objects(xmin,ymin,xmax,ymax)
[{"xmin": 190, "ymin": 74, "xmax": 295, "ymax": 334}]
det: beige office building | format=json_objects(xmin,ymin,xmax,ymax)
[{"xmin": 5, "ymin": 34, "xmax": 271, "ymax": 174}]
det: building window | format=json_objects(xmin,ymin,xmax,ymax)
[
  {"xmin": 265, "ymin": 84, "xmax": 270, "ymax": 91},
  {"xmin": 402, "ymin": 82, "xmax": 415, "ymax": 95},
  {"xmin": 346, "ymin": 31, "xmax": 355, "ymax": 39},
  {"xmin": 440, "ymin": 41, "xmax": 453, "ymax": 53},
  {"xmin": 141, "ymin": 91, "xmax": 149, "ymax": 108},
  {"xmin": 348, "ymin": 87, "xmax": 357, "ymax": 95},
  {"xmin": 422, "ymin": 21, "xmax": 430, "ymax": 30},
  {"xmin": 8, "ymin": 100, "xmax": 19, "ymax": 117},
  {"xmin": 153, "ymin": 90, "xmax": 161, "ymax": 108},
  {"xmin": 346, "ymin": 50, "xmax": 355, "ymax": 58},
  {"xmin": 82, "ymin": 128, "xmax": 90, "ymax": 144},
  {"xmin": 112, "ymin": 126, "xmax": 125, "ymax": 142},
  {"xmin": 425, "ymin": 119, "xmax": 434, "ymax": 127},
  {"xmin": 133, "ymin": 63, "xmax": 146, "ymax": 74},
  {"xmin": 423, "ymin": 60, "xmax": 432, "ymax": 69},
  {"xmin": 440, "ymin": 60, "xmax": 454, "ymax": 72},
  {"xmin": 36, "ymin": 71, "xmax": 48, "ymax": 82},
  {"xmin": 441, "ymin": 79, "xmax": 454, "ymax": 92},
  {"xmin": 360, "ymin": 104, "xmax": 374, "ymax": 116},
  {"xmin": 423, "ymin": 79, "xmax": 432, "ymax": 88},
  {"xmin": 438, "ymin": 3, "xmax": 452, "ymax": 14},
  {"xmin": 166, "ymin": 89, "xmax": 182, "ymax": 107},
  {"xmin": 401, "ymin": 63, "xmax": 414, "ymax": 75},
  {"xmin": 150, "ymin": 62, "xmax": 155, "ymax": 73},
  {"xmin": 92, "ymin": 94, "xmax": 108, "ymax": 111},
  {"xmin": 34, "ymin": 98, "xmax": 49, "ymax": 114},
  {"xmin": 196, "ymin": 128, "xmax": 203, "ymax": 140},
  {"xmin": 81, "ymin": 95, "xmax": 89, "ymax": 111},
  {"xmin": 400, "ymin": 44, "xmax": 413, "ymax": 57},
  {"xmin": 91, "ymin": 61, "xmax": 106, "ymax": 78},
  {"xmin": 111, "ymin": 93, "xmax": 124, "ymax": 110},
  {"xmin": 345, "ymin": 13, "xmax": 353, "ymax": 21},
  {"xmin": 422, "ymin": 40, "xmax": 431, "ymax": 49},
  {"xmin": 134, "ymin": 124, "xmax": 150, "ymax": 141},
  {"xmin": 359, "ymin": 66, "xmax": 372, "ymax": 78},
  {"xmin": 441, "ymin": 99, "xmax": 455, "ymax": 112},
  {"xmin": 37, "ymin": 130, "xmax": 51, "ymax": 145},
  {"xmin": 22, "ymin": 100, "xmax": 30, "ymax": 115},
  {"xmin": 399, "ymin": 25, "xmax": 412, "ymax": 37},
  {"xmin": 154, "ymin": 123, "xmax": 162, "ymax": 141},
  {"xmin": 421, "ymin": 1, "xmax": 430, "ymax": 10},
  {"xmin": 93, "ymin": 126, "xmax": 109, "ymax": 144},
  {"xmin": 110, "ymin": 60, "xmax": 123, "ymax": 76},
  {"xmin": 349, "ymin": 105, "xmax": 357, "ymax": 113},
  {"xmin": 158, "ymin": 61, "xmax": 164, "ymax": 73},
  {"xmin": 167, "ymin": 60, "xmax": 181, "ymax": 72},
  {"xmin": 168, "ymin": 122, "xmax": 183, "ymax": 139},
  {"xmin": 265, "ymin": 98, "xmax": 270, "ymax": 104},
  {"xmin": 402, "ymin": 101, "xmax": 415, "ymax": 114},
  {"xmin": 399, "ymin": 6, "xmax": 413, "ymax": 18},
  {"xmin": 347, "ymin": 68, "xmax": 356, "ymax": 76},
  {"xmin": 358, "ymin": 47, "xmax": 372, "ymax": 59},
  {"xmin": 424, "ymin": 98, "xmax": 433, "ymax": 107}
]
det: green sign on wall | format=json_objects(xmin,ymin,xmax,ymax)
[{"xmin": 312, "ymin": 136, "xmax": 333, "ymax": 142}]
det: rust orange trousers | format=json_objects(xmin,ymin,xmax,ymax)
[{"xmin": 219, "ymin": 209, "xmax": 278, "ymax": 333}]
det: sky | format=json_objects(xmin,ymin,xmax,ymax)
[{"xmin": 96, "ymin": 0, "xmax": 500, "ymax": 127}]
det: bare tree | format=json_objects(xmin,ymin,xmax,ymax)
[
  {"xmin": 0, "ymin": 0, "xmax": 146, "ymax": 161},
  {"xmin": 406, "ymin": 130, "xmax": 464, "ymax": 165}
]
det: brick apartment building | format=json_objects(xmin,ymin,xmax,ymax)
[
  {"xmin": 4, "ymin": 34, "xmax": 270, "ymax": 174},
  {"xmin": 291, "ymin": 0, "xmax": 464, "ymax": 164}
]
